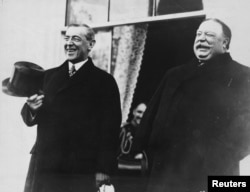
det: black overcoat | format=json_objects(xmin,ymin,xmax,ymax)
[
  {"xmin": 21, "ymin": 58, "xmax": 121, "ymax": 192},
  {"xmin": 133, "ymin": 53, "xmax": 250, "ymax": 192}
]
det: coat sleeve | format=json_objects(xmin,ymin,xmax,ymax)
[
  {"xmin": 131, "ymin": 69, "xmax": 173, "ymax": 154},
  {"xmin": 227, "ymin": 74, "xmax": 250, "ymax": 161},
  {"xmin": 21, "ymin": 103, "xmax": 38, "ymax": 127},
  {"xmin": 131, "ymin": 63, "xmax": 192, "ymax": 155},
  {"xmin": 96, "ymin": 75, "xmax": 122, "ymax": 175}
]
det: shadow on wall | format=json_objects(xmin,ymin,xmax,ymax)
[{"xmin": 157, "ymin": 0, "xmax": 203, "ymax": 15}]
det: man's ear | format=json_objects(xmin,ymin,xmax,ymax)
[
  {"xmin": 223, "ymin": 38, "xmax": 229, "ymax": 50},
  {"xmin": 88, "ymin": 40, "xmax": 96, "ymax": 51}
]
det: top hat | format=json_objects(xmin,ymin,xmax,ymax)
[{"xmin": 2, "ymin": 61, "xmax": 45, "ymax": 97}]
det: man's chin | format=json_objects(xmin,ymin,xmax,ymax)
[
  {"xmin": 67, "ymin": 58, "xmax": 76, "ymax": 61},
  {"xmin": 67, "ymin": 58, "xmax": 82, "ymax": 64},
  {"xmin": 196, "ymin": 54, "xmax": 211, "ymax": 61},
  {"xmin": 136, "ymin": 120, "xmax": 141, "ymax": 125},
  {"xmin": 66, "ymin": 55, "xmax": 76, "ymax": 61}
]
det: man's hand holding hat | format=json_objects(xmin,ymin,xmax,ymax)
[{"xmin": 26, "ymin": 94, "xmax": 44, "ymax": 112}]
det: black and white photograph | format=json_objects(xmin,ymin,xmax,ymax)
[{"xmin": 1, "ymin": 0, "xmax": 250, "ymax": 192}]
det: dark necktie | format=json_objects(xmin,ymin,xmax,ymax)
[{"xmin": 69, "ymin": 64, "xmax": 76, "ymax": 77}]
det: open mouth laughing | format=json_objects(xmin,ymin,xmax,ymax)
[{"xmin": 196, "ymin": 44, "xmax": 210, "ymax": 51}]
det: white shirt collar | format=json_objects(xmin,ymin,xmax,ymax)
[{"xmin": 68, "ymin": 58, "xmax": 88, "ymax": 71}]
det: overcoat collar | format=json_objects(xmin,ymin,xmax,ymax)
[
  {"xmin": 196, "ymin": 52, "xmax": 233, "ymax": 74},
  {"xmin": 52, "ymin": 57, "xmax": 95, "ymax": 94},
  {"xmin": 178, "ymin": 53, "xmax": 233, "ymax": 84},
  {"xmin": 200, "ymin": 52, "xmax": 232, "ymax": 67}
]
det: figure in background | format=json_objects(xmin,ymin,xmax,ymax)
[
  {"xmin": 115, "ymin": 103, "xmax": 147, "ymax": 192},
  {"xmin": 21, "ymin": 24, "xmax": 121, "ymax": 192},
  {"xmin": 119, "ymin": 103, "xmax": 147, "ymax": 159},
  {"xmin": 132, "ymin": 18, "xmax": 250, "ymax": 192}
]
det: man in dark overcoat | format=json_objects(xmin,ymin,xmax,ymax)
[
  {"xmin": 132, "ymin": 18, "xmax": 250, "ymax": 192},
  {"xmin": 21, "ymin": 24, "xmax": 121, "ymax": 192}
]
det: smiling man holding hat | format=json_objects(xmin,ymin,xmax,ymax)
[{"xmin": 17, "ymin": 24, "xmax": 121, "ymax": 192}]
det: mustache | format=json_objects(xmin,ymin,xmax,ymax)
[{"xmin": 195, "ymin": 43, "xmax": 210, "ymax": 49}]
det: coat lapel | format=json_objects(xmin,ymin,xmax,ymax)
[
  {"xmin": 56, "ymin": 58, "xmax": 94, "ymax": 94},
  {"xmin": 52, "ymin": 61, "xmax": 70, "ymax": 94}
]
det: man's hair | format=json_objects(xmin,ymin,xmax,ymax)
[
  {"xmin": 203, "ymin": 18, "xmax": 232, "ymax": 49},
  {"xmin": 67, "ymin": 23, "xmax": 95, "ymax": 41}
]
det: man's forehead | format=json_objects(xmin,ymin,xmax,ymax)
[
  {"xmin": 136, "ymin": 104, "xmax": 146, "ymax": 111},
  {"xmin": 197, "ymin": 20, "xmax": 223, "ymax": 33},
  {"xmin": 66, "ymin": 26, "xmax": 86, "ymax": 36}
]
